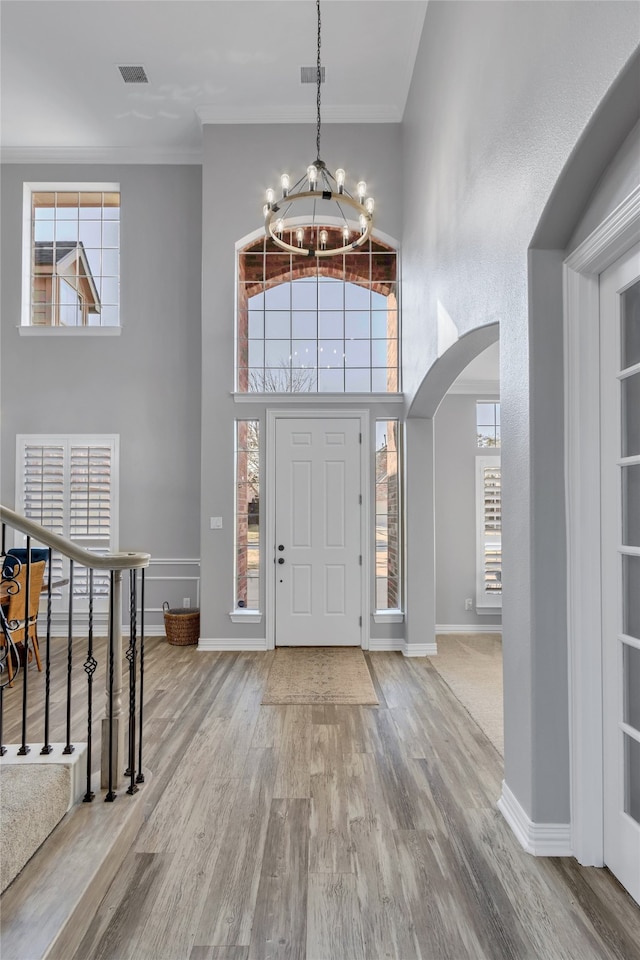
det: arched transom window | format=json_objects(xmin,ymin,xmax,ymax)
[{"xmin": 237, "ymin": 227, "xmax": 398, "ymax": 393}]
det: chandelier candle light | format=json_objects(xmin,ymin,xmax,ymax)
[{"xmin": 262, "ymin": 0, "xmax": 374, "ymax": 257}]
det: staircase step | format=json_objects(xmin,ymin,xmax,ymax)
[{"xmin": 0, "ymin": 780, "xmax": 146, "ymax": 960}]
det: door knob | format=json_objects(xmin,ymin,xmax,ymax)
[
  {"xmin": 278, "ymin": 557, "xmax": 285, "ymax": 565},
  {"xmin": 278, "ymin": 545, "xmax": 285, "ymax": 551}
]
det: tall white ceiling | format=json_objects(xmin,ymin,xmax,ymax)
[{"xmin": 0, "ymin": 0, "xmax": 427, "ymax": 163}]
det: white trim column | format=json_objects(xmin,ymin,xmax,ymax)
[{"xmin": 564, "ymin": 185, "xmax": 640, "ymax": 866}]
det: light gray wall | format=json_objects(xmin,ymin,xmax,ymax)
[
  {"xmin": 401, "ymin": 0, "xmax": 640, "ymax": 824},
  {"xmin": 200, "ymin": 123, "xmax": 403, "ymax": 640},
  {"xmin": 402, "ymin": 1, "xmax": 639, "ymax": 403},
  {"xmin": 434, "ymin": 394, "xmax": 502, "ymax": 628},
  {"xmin": 569, "ymin": 118, "xmax": 640, "ymax": 252},
  {"xmin": 0, "ymin": 164, "xmax": 203, "ymax": 579}
]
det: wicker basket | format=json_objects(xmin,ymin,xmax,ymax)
[{"xmin": 163, "ymin": 602, "xmax": 200, "ymax": 646}]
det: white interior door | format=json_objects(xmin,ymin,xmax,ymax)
[
  {"xmin": 274, "ymin": 417, "xmax": 362, "ymax": 646},
  {"xmin": 601, "ymin": 242, "xmax": 640, "ymax": 904}
]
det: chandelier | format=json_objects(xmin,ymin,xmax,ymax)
[{"xmin": 262, "ymin": 0, "xmax": 375, "ymax": 258}]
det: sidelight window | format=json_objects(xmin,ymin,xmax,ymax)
[
  {"xmin": 235, "ymin": 420, "xmax": 260, "ymax": 611},
  {"xmin": 375, "ymin": 419, "xmax": 402, "ymax": 610}
]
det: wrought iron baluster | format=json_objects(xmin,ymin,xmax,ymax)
[
  {"xmin": 83, "ymin": 568, "xmax": 96, "ymax": 802},
  {"xmin": 18, "ymin": 538, "xmax": 31, "ymax": 756},
  {"xmin": 0, "ymin": 687, "xmax": 5, "ymax": 756},
  {"xmin": 41, "ymin": 547, "xmax": 53, "ymax": 754},
  {"xmin": 1, "ymin": 522, "xmax": 5, "ymax": 555},
  {"xmin": 126, "ymin": 569, "xmax": 138, "ymax": 795},
  {"xmin": 136, "ymin": 568, "xmax": 145, "ymax": 784},
  {"xmin": 63, "ymin": 559, "xmax": 74, "ymax": 755},
  {"xmin": 105, "ymin": 570, "xmax": 117, "ymax": 802}
]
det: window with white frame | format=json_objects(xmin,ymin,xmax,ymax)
[
  {"xmin": 375, "ymin": 419, "xmax": 402, "ymax": 610},
  {"xmin": 475, "ymin": 455, "xmax": 502, "ymax": 610},
  {"xmin": 23, "ymin": 184, "xmax": 120, "ymax": 328},
  {"xmin": 15, "ymin": 435, "xmax": 118, "ymax": 610},
  {"xmin": 476, "ymin": 401, "xmax": 500, "ymax": 447},
  {"xmin": 235, "ymin": 420, "xmax": 260, "ymax": 611}
]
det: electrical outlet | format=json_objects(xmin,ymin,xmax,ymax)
[
  {"xmin": 183, "ymin": 597, "xmax": 190, "ymax": 608},
  {"xmin": 210, "ymin": 516, "xmax": 223, "ymax": 529},
  {"xmin": 465, "ymin": 598, "xmax": 473, "ymax": 611}
]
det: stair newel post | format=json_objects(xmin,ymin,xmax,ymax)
[
  {"xmin": 41, "ymin": 546, "xmax": 53, "ymax": 754},
  {"xmin": 17, "ymin": 537, "xmax": 32, "ymax": 756},
  {"xmin": 103, "ymin": 568, "xmax": 123, "ymax": 798},
  {"xmin": 136, "ymin": 567, "xmax": 145, "ymax": 784}
]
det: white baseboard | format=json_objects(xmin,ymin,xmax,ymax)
[
  {"xmin": 498, "ymin": 781, "xmax": 572, "ymax": 857},
  {"xmin": 403, "ymin": 641, "xmax": 437, "ymax": 657},
  {"xmin": 368, "ymin": 638, "xmax": 404, "ymax": 652},
  {"xmin": 45, "ymin": 624, "xmax": 161, "ymax": 638},
  {"xmin": 367, "ymin": 639, "xmax": 436, "ymax": 657},
  {"xmin": 436, "ymin": 624, "xmax": 503, "ymax": 634},
  {"xmin": 197, "ymin": 638, "xmax": 268, "ymax": 652}
]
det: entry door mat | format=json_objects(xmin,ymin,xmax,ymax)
[{"xmin": 262, "ymin": 647, "xmax": 379, "ymax": 705}]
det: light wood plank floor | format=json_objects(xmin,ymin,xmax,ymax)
[{"xmin": 3, "ymin": 640, "xmax": 640, "ymax": 959}]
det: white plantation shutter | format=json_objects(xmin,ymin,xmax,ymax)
[
  {"xmin": 69, "ymin": 445, "xmax": 112, "ymax": 541},
  {"xmin": 16, "ymin": 435, "xmax": 118, "ymax": 608},
  {"xmin": 21, "ymin": 443, "xmax": 65, "ymax": 590},
  {"xmin": 22, "ymin": 444, "xmax": 65, "ymax": 535},
  {"xmin": 476, "ymin": 456, "xmax": 502, "ymax": 610},
  {"xmin": 69, "ymin": 445, "xmax": 113, "ymax": 597}
]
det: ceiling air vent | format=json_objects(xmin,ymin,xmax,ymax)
[
  {"xmin": 301, "ymin": 66, "xmax": 325, "ymax": 84},
  {"xmin": 118, "ymin": 64, "xmax": 149, "ymax": 84}
]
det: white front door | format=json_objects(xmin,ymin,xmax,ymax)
[
  {"xmin": 601, "ymin": 242, "xmax": 640, "ymax": 904},
  {"xmin": 274, "ymin": 417, "xmax": 362, "ymax": 646}
]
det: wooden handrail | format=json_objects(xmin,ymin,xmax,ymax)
[{"xmin": 0, "ymin": 504, "xmax": 150, "ymax": 571}]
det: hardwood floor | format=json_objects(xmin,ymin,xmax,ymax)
[{"xmin": 3, "ymin": 640, "xmax": 640, "ymax": 959}]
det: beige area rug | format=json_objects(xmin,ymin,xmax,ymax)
[
  {"xmin": 262, "ymin": 647, "xmax": 379, "ymax": 705},
  {"xmin": 429, "ymin": 634, "xmax": 504, "ymax": 756}
]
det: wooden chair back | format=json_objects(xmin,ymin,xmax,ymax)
[{"xmin": 6, "ymin": 560, "xmax": 46, "ymax": 644}]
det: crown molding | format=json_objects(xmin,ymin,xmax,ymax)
[
  {"xmin": 0, "ymin": 145, "xmax": 203, "ymax": 166},
  {"xmin": 195, "ymin": 104, "xmax": 403, "ymax": 125}
]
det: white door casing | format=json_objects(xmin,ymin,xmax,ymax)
[
  {"xmin": 600, "ymin": 243, "xmax": 640, "ymax": 904},
  {"xmin": 564, "ymin": 186, "xmax": 640, "ymax": 870},
  {"xmin": 266, "ymin": 411, "xmax": 368, "ymax": 648}
]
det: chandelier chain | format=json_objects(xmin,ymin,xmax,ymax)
[
  {"xmin": 262, "ymin": 0, "xmax": 374, "ymax": 257},
  {"xmin": 316, "ymin": 0, "xmax": 322, "ymax": 162}
]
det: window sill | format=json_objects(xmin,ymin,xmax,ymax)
[
  {"xmin": 232, "ymin": 392, "xmax": 404, "ymax": 404},
  {"xmin": 18, "ymin": 326, "xmax": 121, "ymax": 337},
  {"xmin": 373, "ymin": 609, "xmax": 404, "ymax": 623},
  {"xmin": 476, "ymin": 602, "xmax": 502, "ymax": 615},
  {"xmin": 229, "ymin": 610, "xmax": 262, "ymax": 624}
]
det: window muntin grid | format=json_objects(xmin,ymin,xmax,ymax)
[
  {"xmin": 236, "ymin": 421, "xmax": 260, "ymax": 611},
  {"xmin": 238, "ymin": 231, "xmax": 398, "ymax": 393},
  {"xmin": 28, "ymin": 189, "xmax": 120, "ymax": 327},
  {"xmin": 375, "ymin": 419, "xmax": 402, "ymax": 610},
  {"xmin": 476, "ymin": 456, "xmax": 502, "ymax": 604},
  {"xmin": 476, "ymin": 401, "xmax": 501, "ymax": 447}
]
